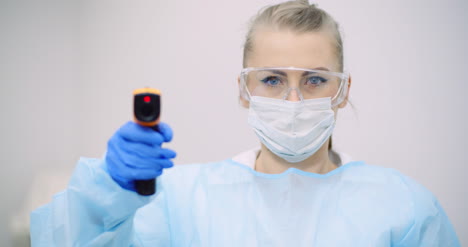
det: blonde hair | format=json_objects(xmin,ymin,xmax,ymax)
[{"xmin": 243, "ymin": 0, "xmax": 344, "ymax": 71}]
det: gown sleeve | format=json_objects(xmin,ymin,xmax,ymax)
[
  {"xmin": 30, "ymin": 157, "xmax": 171, "ymax": 246},
  {"xmin": 395, "ymin": 174, "xmax": 461, "ymax": 247}
]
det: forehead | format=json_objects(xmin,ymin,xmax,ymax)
[{"xmin": 246, "ymin": 29, "xmax": 338, "ymax": 70}]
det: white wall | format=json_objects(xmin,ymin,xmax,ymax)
[
  {"xmin": 0, "ymin": 0, "xmax": 81, "ymax": 245},
  {"xmin": 1, "ymin": 0, "xmax": 467, "ymax": 246}
]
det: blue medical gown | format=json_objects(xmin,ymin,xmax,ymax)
[{"xmin": 30, "ymin": 157, "xmax": 460, "ymax": 246}]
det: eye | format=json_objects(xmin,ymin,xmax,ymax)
[
  {"xmin": 260, "ymin": 76, "xmax": 282, "ymax": 87},
  {"xmin": 306, "ymin": 76, "xmax": 328, "ymax": 86}
]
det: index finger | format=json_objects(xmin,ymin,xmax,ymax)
[{"xmin": 118, "ymin": 121, "xmax": 164, "ymax": 146}]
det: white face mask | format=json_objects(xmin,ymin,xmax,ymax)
[{"xmin": 247, "ymin": 96, "xmax": 335, "ymax": 163}]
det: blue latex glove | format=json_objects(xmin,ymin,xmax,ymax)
[{"xmin": 105, "ymin": 121, "xmax": 176, "ymax": 192}]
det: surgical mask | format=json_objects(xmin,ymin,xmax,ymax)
[{"xmin": 247, "ymin": 95, "xmax": 335, "ymax": 163}]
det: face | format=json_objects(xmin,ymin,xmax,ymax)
[{"xmin": 239, "ymin": 28, "xmax": 350, "ymax": 109}]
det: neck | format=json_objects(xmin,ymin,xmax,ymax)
[{"xmin": 255, "ymin": 140, "xmax": 337, "ymax": 174}]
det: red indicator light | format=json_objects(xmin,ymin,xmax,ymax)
[{"xmin": 143, "ymin": 96, "xmax": 151, "ymax": 103}]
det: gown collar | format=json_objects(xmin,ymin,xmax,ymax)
[{"xmin": 231, "ymin": 147, "xmax": 354, "ymax": 170}]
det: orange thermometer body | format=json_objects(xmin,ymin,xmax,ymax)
[{"xmin": 133, "ymin": 88, "xmax": 161, "ymax": 195}]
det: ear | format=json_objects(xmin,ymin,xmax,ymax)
[
  {"xmin": 338, "ymin": 75, "xmax": 352, "ymax": 109},
  {"xmin": 238, "ymin": 75, "xmax": 250, "ymax": 108}
]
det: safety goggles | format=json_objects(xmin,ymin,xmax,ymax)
[{"xmin": 239, "ymin": 67, "xmax": 349, "ymax": 107}]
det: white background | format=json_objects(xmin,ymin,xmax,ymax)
[{"xmin": 1, "ymin": 0, "xmax": 467, "ymax": 246}]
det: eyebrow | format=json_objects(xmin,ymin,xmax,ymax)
[
  {"xmin": 301, "ymin": 67, "xmax": 331, "ymax": 76},
  {"xmin": 270, "ymin": 70, "xmax": 287, "ymax": 76},
  {"xmin": 311, "ymin": 67, "xmax": 330, "ymax": 71},
  {"xmin": 268, "ymin": 67, "xmax": 331, "ymax": 76},
  {"xmin": 301, "ymin": 70, "xmax": 320, "ymax": 76}
]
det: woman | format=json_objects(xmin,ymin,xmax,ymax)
[{"xmin": 30, "ymin": 1, "xmax": 460, "ymax": 246}]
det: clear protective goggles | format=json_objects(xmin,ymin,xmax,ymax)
[{"xmin": 239, "ymin": 67, "xmax": 350, "ymax": 107}]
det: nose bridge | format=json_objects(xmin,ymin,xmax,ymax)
[
  {"xmin": 283, "ymin": 71, "xmax": 303, "ymax": 102},
  {"xmin": 287, "ymin": 71, "xmax": 302, "ymax": 88},
  {"xmin": 284, "ymin": 88, "xmax": 303, "ymax": 102}
]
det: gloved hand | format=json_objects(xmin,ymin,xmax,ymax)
[{"xmin": 105, "ymin": 121, "xmax": 176, "ymax": 192}]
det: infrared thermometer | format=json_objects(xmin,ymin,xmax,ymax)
[{"xmin": 133, "ymin": 87, "xmax": 161, "ymax": 196}]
